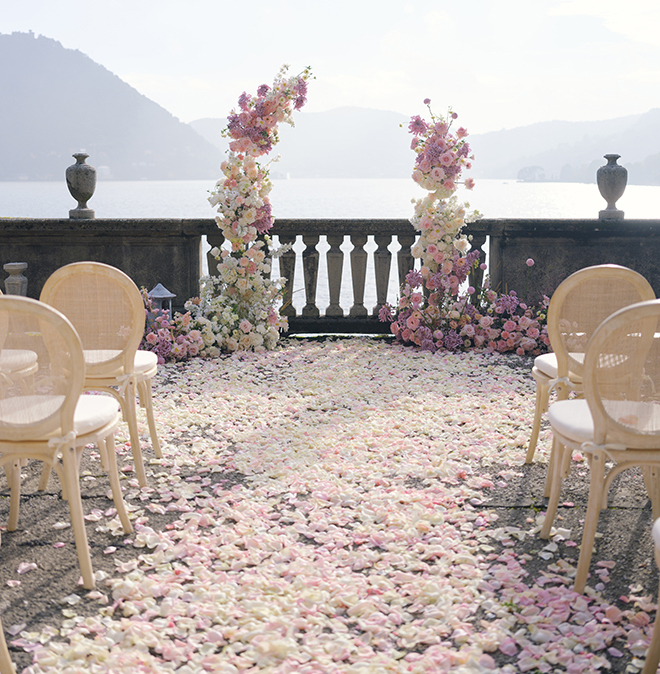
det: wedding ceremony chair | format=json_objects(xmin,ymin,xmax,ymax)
[
  {"xmin": 0, "ymin": 296, "xmax": 132, "ymax": 590},
  {"xmin": 40, "ymin": 262, "xmax": 162, "ymax": 489},
  {"xmin": 642, "ymin": 517, "xmax": 660, "ymax": 674},
  {"xmin": 0, "ymin": 289, "xmax": 38, "ymax": 397},
  {"xmin": 540, "ymin": 298, "xmax": 660, "ymax": 594},
  {"xmin": 525, "ymin": 264, "xmax": 655, "ymax": 497},
  {"xmin": 0, "ymin": 617, "xmax": 15, "ymax": 674}
]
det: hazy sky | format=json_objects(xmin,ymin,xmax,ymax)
[{"xmin": 3, "ymin": 0, "xmax": 659, "ymax": 134}]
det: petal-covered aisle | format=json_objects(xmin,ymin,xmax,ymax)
[{"xmin": 8, "ymin": 339, "xmax": 660, "ymax": 672}]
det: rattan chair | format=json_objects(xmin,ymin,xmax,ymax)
[
  {"xmin": 0, "ymin": 289, "xmax": 38, "ymax": 396},
  {"xmin": 642, "ymin": 517, "xmax": 660, "ymax": 674},
  {"xmin": 540, "ymin": 298, "xmax": 660, "ymax": 593},
  {"xmin": 0, "ymin": 616, "xmax": 15, "ymax": 674},
  {"xmin": 525, "ymin": 265, "xmax": 655, "ymax": 497},
  {"xmin": 0, "ymin": 296, "xmax": 132, "ymax": 590},
  {"xmin": 40, "ymin": 262, "xmax": 162, "ymax": 488}
]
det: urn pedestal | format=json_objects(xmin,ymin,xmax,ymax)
[
  {"xmin": 597, "ymin": 154, "xmax": 627, "ymax": 220},
  {"xmin": 3, "ymin": 262, "xmax": 28, "ymax": 295},
  {"xmin": 66, "ymin": 152, "xmax": 96, "ymax": 219}
]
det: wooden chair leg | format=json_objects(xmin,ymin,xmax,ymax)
[
  {"xmin": 123, "ymin": 379, "xmax": 147, "ymax": 488},
  {"xmin": 0, "ymin": 617, "xmax": 16, "ymax": 674},
  {"xmin": 643, "ymin": 467, "xmax": 660, "ymax": 522},
  {"xmin": 138, "ymin": 377, "xmax": 162, "ymax": 459},
  {"xmin": 61, "ymin": 445, "xmax": 95, "ymax": 590},
  {"xmin": 541, "ymin": 441, "xmax": 566, "ymax": 539},
  {"xmin": 574, "ymin": 450, "xmax": 606, "ymax": 594},
  {"xmin": 525, "ymin": 378, "xmax": 550, "ymax": 464},
  {"xmin": 544, "ymin": 436, "xmax": 559, "ymax": 498},
  {"xmin": 101, "ymin": 436, "xmax": 133, "ymax": 534},
  {"xmin": 6, "ymin": 460, "xmax": 21, "ymax": 532},
  {"xmin": 37, "ymin": 461, "xmax": 51, "ymax": 491},
  {"xmin": 642, "ymin": 568, "xmax": 660, "ymax": 674}
]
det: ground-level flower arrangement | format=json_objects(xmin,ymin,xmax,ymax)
[
  {"xmin": 201, "ymin": 64, "xmax": 312, "ymax": 354},
  {"xmin": 380, "ymin": 101, "xmax": 550, "ymax": 357},
  {"xmin": 139, "ymin": 65, "xmax": 312, "ymax": 359}
]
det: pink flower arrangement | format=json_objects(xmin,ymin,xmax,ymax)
[
  {"xmin": 380, "ymin": 99, "xmax": 550, "ymax": 357},
  {"xmin": 380, "ymin": 259, "xmax": 550, "ymax": 355},
  {"xmin": 140, "ymin": 290, "xmax": 205, "ymax": 364},
  {"xmin": 199, "ymin": 65, "xmax": 312, "ymax": 353}
]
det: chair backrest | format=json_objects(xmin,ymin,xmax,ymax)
[
  {"xmin": 0, "ymin": 296, "xmax": 83, "ymax": 442},
  {"xmin": 40, "ymin": 262, "xmax": 145, "ymax": 378},
  {"xmin": 547, "ymin": 264, "xmax": 655, "ymax": 380},
  {"xmin": 583, "ymin": 298, "xmax": 660, "ymax": 448}
]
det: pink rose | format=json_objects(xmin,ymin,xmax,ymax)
[
  {"xmin": 440, "ymin": 151, "xmax": 455, "ymax": 167},
  {"xmin": 406, "ymin": 315, "xmax": 420, "ymax": 330}
]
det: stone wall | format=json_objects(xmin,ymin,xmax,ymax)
[{"xmin": 3, "ymin": 216, "xmax": 660, "ymax": 329}]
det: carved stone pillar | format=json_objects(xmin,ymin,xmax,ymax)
[
  {"xmin": 302, "ymin": 234, "xmax": 320, "ymax": 317},
  {"xmin": 279, "ymin": 234, "xmax": 297, "ymax": 317},
  {"xmin": 326, "ymin": 234, "xmax": 344, "ymax": 317},
  {"xmin": 373, "ymin": 234, "xmax": 392, "ymax": 315},
  {"xmin": 349, "ymin": 234, "xmax": 368, "ymax": 317}
]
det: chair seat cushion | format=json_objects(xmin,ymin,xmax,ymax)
[
  {"xmin": 135, "ymin": 350, "xmax": 158, "ymax": 375},
  {"xmin": 534, "ymin": 352, "xmax": 583, "ymax": 383},
  {"xmin": 0, "ymin": 395, "xmax": 119, "ymax": 439},
  {"xmin": 74, "ymin": 395, "xmax": 120, "ymax": 437},
  {"xmin": 83, "ymin": 350, "xmax": 157, "ymax": 380},
  {"xmin": 549, "ymin": 398, "xmax": 660, "ymax": 445},
  {"xmin": 0, "ymin": 349, "xmax": 38, "ymax": 373},
  {"xmin": 548, "ymin": 399, "xmax": 593, "ymax": 444}
]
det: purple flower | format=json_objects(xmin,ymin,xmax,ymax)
[
  {"xmin": 421, "ymin": 339, "xmax": 436, "ymax": 352},
  {"xmin": 237, "ymin": 92, "xmax": 251, "ymax": 111},
  {"xmin": 443, "ymin": 330, "xmax": 463, "ymax": 351},
  {"xmin": 379, "ymin": 304, "xmax": 394, "ymax": 322},
  {"xmin": 257, "ymin": 84, "xmax": 270, "ymax": 97},
  {"xmin": 405, "ymin": 269, "xmax": 423, "ymax": 288},
  {"xmin": 408, "ymin": 115, "xmax": 428, "ymax": 136},
  {"xmin": 252, "ymin": 202, "xmax": 273, "ymax": 232}
]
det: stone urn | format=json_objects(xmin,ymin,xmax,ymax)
[
  {"xmin": 597, "ymin": 154, "xmax": 627, "ymax": 220},
  {"xmin": 66, "ymin": 152, "xmax": 96, "ymax": 219}
]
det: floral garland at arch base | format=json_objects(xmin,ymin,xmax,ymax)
[
  {"xmin": 141, "ymin": 65, "xmax": 312, "ymax": 360},
  {"xmin": 379, "ymin": 101, "xmax": 550, "ymax": 356}
]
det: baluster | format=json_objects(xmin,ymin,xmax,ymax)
[
  {"xmin": 302, "ymin": 234, "xmax": 320, "ymax": 317},
  {"xmin": 397, "ymin": 232, "xmax": 416, "ymax": 288},
  {"xmin": 279, "ymin": 234, "xmax": 297, "ymax": 317},
  {"xmin": 259, "ymin": 234, "xmax": 271, "ymax": 280},
  {"xmin": 350, "ymin": 234, "xmax": 368, "ymax": 317},
  {"xmin": 206, "ymin": 232, "xmax": 225, "ymax": 277},
  {"xmin": 373, "ymin": 234, "xmax": 392, "ymax": 315},
  {"xmin": 326, "ymin": 234, "xmax": 344, "ymax": 317},
  {"xmin": 468, "ymin": 234, "xmax": 487, "ymax": 304}
]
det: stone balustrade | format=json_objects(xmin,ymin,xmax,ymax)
[{"xmin": 3, "ymin": 216, "xmax": 660, "ymax": 334}]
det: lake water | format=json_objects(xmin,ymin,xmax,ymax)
[
  {"xmin": 2, "ymin": 177, "xmax": 660, "ymax": 220},
  {"xmin": 2, "ymin": 178, "xmax": 659, "ymax": 312}
]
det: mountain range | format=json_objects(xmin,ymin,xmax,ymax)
[
  {"xmin": 2, "ymin": 30, "xmax": 660, "ymax": 185},
  {"xmin": 0, "ymin": 31, "xmax": 221, "ymax": 181}
]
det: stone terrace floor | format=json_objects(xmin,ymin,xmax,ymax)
[{"xmin": 0, "ymin": 337, "xmax": 658, "ymax": 673}]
